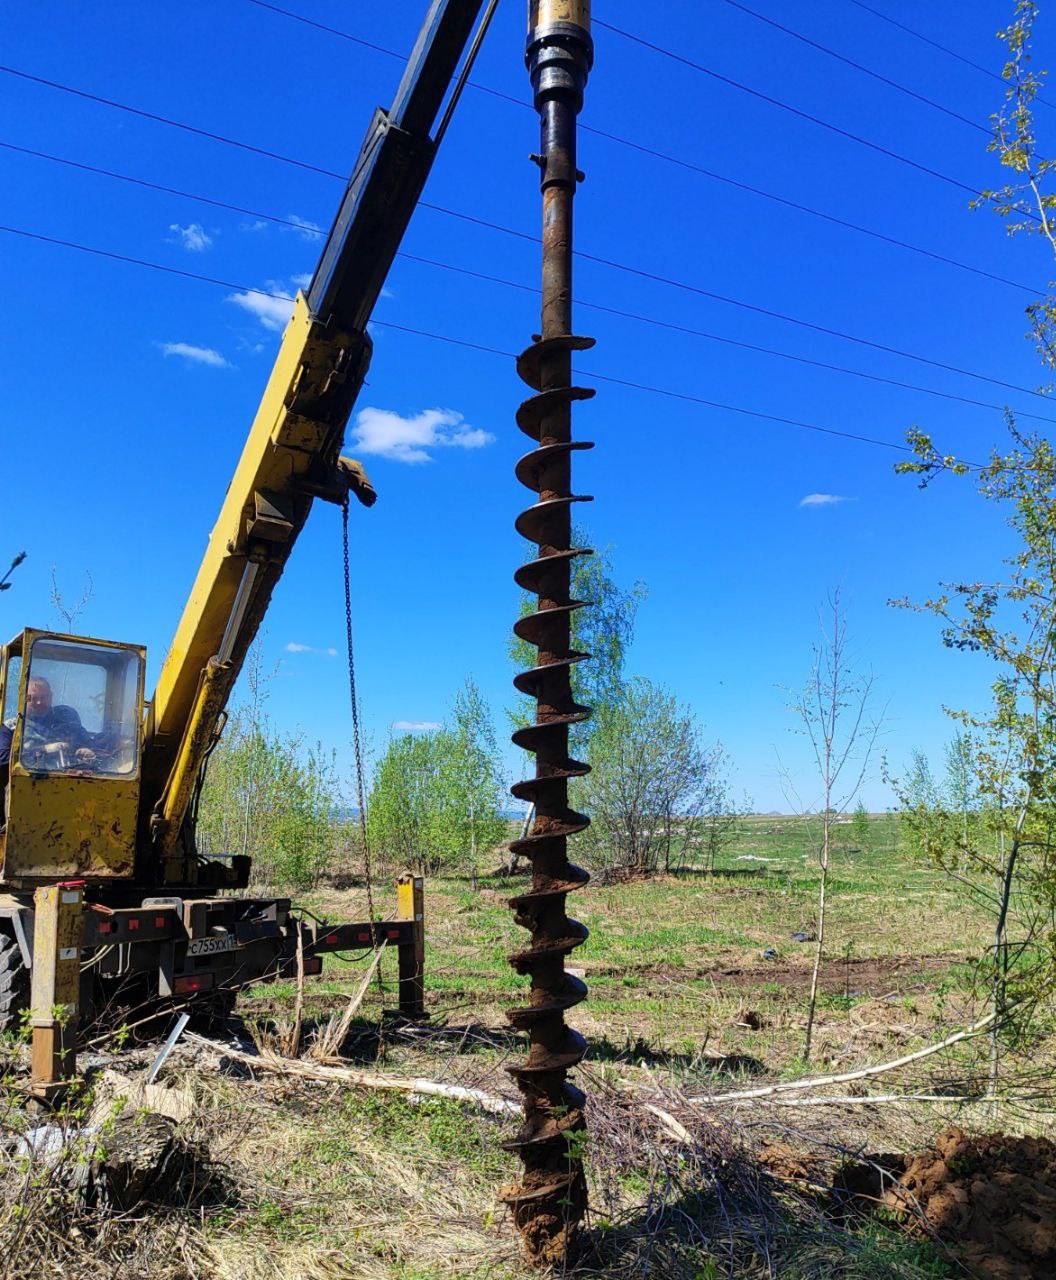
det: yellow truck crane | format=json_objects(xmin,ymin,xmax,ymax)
[{"xmin": 0, "ymin": 0, "xmax": 487, "ymax": 1059}]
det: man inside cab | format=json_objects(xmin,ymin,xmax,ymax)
[{"xmin": 15, "ymin": 677, "xmax": 97, "ymax": 768}]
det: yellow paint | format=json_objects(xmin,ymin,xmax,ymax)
[
  {"xmin": 1, "ymin": 630, "xmax": 144, "ymax": 883},
  {"xmin": 144, "ymin": 293, "xmax": 369, "ymax": 845},
  {"xmin": 530, "ymin": 0, "xmax": 590, "ymax": 31}
]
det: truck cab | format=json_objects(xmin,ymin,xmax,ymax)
[{"xmin": 0, "ymin": 629, "xmax": 145, "ymax": 883}]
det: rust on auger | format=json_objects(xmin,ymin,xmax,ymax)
[{"xmin": 500, "ymin": 0, "xmax": 595, "ymax": 1264}]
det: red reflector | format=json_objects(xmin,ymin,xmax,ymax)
[
  {"xmin": 154, "ymin": 916, "xmax": 167, "ymax": 928},
  {"xmin": 174, "ymin": 974, "xmax": 215, "ymax": 995},
  {"xmin": 98, "ymin": 922, "xmax": 113, "ymax": 935},
  {"xmin": 303, "ymin": 957, "xmax": 322, "ymax": 975},
  {"xmin": 127, "ymin": 918, "xmax": 140, "ymax": 931},
  {"xmin": 387, "ymin": 928, "xmax": 400, "ymax": 940},
  {"xmin": 357, "ymin": 931, "xmax": 370, "ymax": 942},
  {"xmin": 325, "ymin": 933, "xmax": 339, "ymax": 945}
]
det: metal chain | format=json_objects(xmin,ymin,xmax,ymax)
[{"xmin": 341, "ymin": 496, "xmax": 377, "ymax": 931}]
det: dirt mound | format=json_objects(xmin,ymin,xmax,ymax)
[{"xmin": 836, "ymin": 1127, "xmax": 1056, "ymax": 1280}]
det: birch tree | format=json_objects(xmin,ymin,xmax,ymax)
[{"xmin": 786, "ymin": 597, "xmax": 880, "ymax": 1064}]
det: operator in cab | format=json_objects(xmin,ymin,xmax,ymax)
[{"xmin": 14, "ymin": 677, "xmax": 97, "ymax": 769}]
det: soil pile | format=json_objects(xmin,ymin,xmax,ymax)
[{"xmin": 836, "ymin": 1126, "xmax": 1056, "ymax": 1280}]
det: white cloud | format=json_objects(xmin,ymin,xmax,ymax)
[
  {"xmin": 285, "ymin": 641, "xmax": 337, "ymax": 656},
  {"xmin": 287, "ymin": 213, "xmax": 323, "ymax": 240},
  {"xmin": 242, "ymin": 219, "xmax": 268, "ymax": 233},
  {"xmin": 380, "ymin": 286, "xmax": 395, "ymax": 300},
  {"xmin": 350, "ymin": 406, "xmax": 493, "ymax": 464},
  {"xmin": 157, "ymin": 341, "xmax": 229, "ymax": 368},
  {"xmin": 227, "ymin": 284, "xmax": 295, "ymax": 332},
  {"xmin": 169, "ymin": 222, "xmax": 212, "ymax": 252},
  {"xmin": 392, "ymin": 720, "xmax": 441, "ymax": 732},
  {"xmin": 799, "ymin": 493, "xmax": 849, "ymax": 508},
  {"xmin": 290, "ymin": 272, "xmax": 312, "ymax": 289}
]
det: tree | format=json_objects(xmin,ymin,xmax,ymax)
[
  {"xmin": 367, "ymin": 730, "xmax": 448, "ymax": 874},
  {"xmin": 784, "ymin": 596, "xmax": 880, "ymax": 1064},
  {"xmin": 944, "ymin": 731, "xmax": 977, "ymax": 849},
  {"xmin": 509, "ymin": 530, "xmax": 646, "ymax": 867},
  {"xmin": 851, "ymin": 800, "xmax": 870, "ymax": 849},
  {"xmin": 197, "ymin": 638, "xmax": 344, "ymax": 890},
  {"xmin": 197, "ymin": 709, "xmax": 342, "ymax": 890},
  {"xmin": 368, "ymin": 677, "xmax": 507, "ymax": 879},
  {"xmin": 509, "ymin": 529, "xmax": 646, "ymax": 749},
  {"xmin": 575, "ymin": 677, "xmax": 742, "ymax": 878},
  {"xmin": 973, "ymin": 1, "xmax": 1056, "ymax": 372},
  {"xmin": 450, "ymin": 677, "xmax": 507, "ymax": 887},
  {"xmin": 896, "ymin": 426, "xmax": 1056, "ymax": 1090}
]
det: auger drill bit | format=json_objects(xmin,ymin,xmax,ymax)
[{"xmin": 500, "ymin": 0, "xmax": 595, "ymax": 1265}]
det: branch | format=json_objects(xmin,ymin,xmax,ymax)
[
  {"xmin": 185, "ymin": 1033, "xmax": 520, "ymax": 1116},
  {"xmin": 687, "ymin": 1008, "xmax": 1000, "ymax": 1105}
]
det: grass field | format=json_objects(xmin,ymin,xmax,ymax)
[
  {"xmin": 280, "ymin": 812, "xmax": 994, "ymax": 1078},
  {"xmin": 1, "ymin": 814, "xmax": 1028, "ymax": 1280}
]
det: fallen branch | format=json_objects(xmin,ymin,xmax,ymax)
[
  {"xmin": 186, "ymin": 1033, "xmax": 520, "ymax": 1117},
  {"xmin": 731, "ymin": 1093, "xmax": 1001, "ymax": 1108},
  {"xmin": 687, "ymin": 1009, "xmax": 999, "ymax": 1105}
]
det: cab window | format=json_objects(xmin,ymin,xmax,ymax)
[{"xmin": 19, "ymin": 639, "xmax": 142, "ymax": 777}]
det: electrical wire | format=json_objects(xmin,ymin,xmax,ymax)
[
  {"xmin": 5, "ymin": 141, "xmax": 1046, "ymax": 420},
  {"xmin": 395, "ymin": 249, "xmax": 1056, "ymax": 425},
  {"xmin": 844, "ymin": 0, "xmax": 1056, "ymax": 110},
  {"xmin": 237, "ymin": 1, "xmax": 1037, "ymax": 290},
  {"xmin": 2, "ymin": 206, "xmax": 1048, "ymax": 410},
  {"xmin": 417, "ymin": 202, "xmax": 1053, "ymax": 402},
  {"xmin": 0, "ymin": 220, "xmax": 961, "ymax": 461},
  {"xmin": 592, "ymin": 19, "xmax": 991, "ymax": 201},
  {"xmin": 368, "ymin": 316, "xmax": 985, "ymax": 465},
  {"xmin": 0, "ymin": 59, "xmax": 1035, "ymax": 296},
  {"xmin": 720, "ymin": 0, "xmax": 990, "ymax": 135}
]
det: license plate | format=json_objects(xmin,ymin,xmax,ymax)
[{"xmin": 187, "ymin": 935, "xmax": 236, "ymax": 956}]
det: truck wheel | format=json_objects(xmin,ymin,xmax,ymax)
[{"xmin": 0, "ymin": 932, "xmax": 29, "ymax": 1033}]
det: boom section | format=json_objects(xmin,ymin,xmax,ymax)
[{"xmin": 142, "ymin": 0, "xmax": 485, "ymax": 877}]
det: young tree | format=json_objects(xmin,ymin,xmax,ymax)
[
  {"xmin": 897, "ymin": 426, "xmax": 1056, "ymax": 1088},
  {"xmin": 450, "ymin": 677, "xmax": 507, "ymax": 887},
  {"xmin": 368, "ymin": 678, "xmax": 507, "ymax": 880},
  {"xmin": 509, "ymin": 530, "xmax": 646, "ymax": 866},
  {"xmin": 367, "ymin": 730, "xmax": 446, "ymax": 874},
  {"xmin": 973, "ymin": 0, "xmax": 1056, "ymax": 372},
  {"xmin": 851, "ymin": 799, "xmax": 870, "ymax": 849},
  {"xmin": 944, "ymin": 731, "xmax": 977, "ymax": 849},
  {"xmin": 576, "ymin": 677, "xmax": 741, "ymax": 878},
  {"xmin": 785, "ymin": 597, "xmax": 880, "ymax": 1064}
]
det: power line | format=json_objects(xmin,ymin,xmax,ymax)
[
  {"xmin": 720, "ymin": 0, "xmax": 990, "ymax": 134},
  {"xmin": 7, "ymin": 139, "xmax": 1049, "ymax": 424},
  {"xmin": 0, "ymin": 57, "xmax": 1036, "ymax": 298},
  {"xmin": 239, "ymin": 0, "xmax": 1035, "ymax": 293},
  {"xmin": 0, "ymin": 99, "xmax": 1039, "ymax": 403},
  {"xmin": 0, "ymin": 140, "xmax": 325, "ymax": 235},
  {"xmin": 0, "ymin": 65, "xmax": 345, "ymax": 180},
  {"xmin": 845, "ymin": 0, "xmax": 1056, "ymax": 110},
  {"xmin": 593, "ymin": 19, "xmax": 992, "ymax": 200},
  {"xmin": 0, "ymin": 222, "xmax": 290, "ymax": 299},
  {"xmin": 397, "ymin": 250, "xmax": 1056, "ymax": 424},
  {"xmin": 244, "ymin": 0, "xmax": 528, "ymax": 112},
  {"xmin": 575, "ymin": 124, "xmax": 1035, "ymax": 295},
  {"xmin": 345, "ymin": 321, "xmax": 922, "ymax": 456},
  {"xmin": 0, "ymin": 220, "xmax": 963, "ymax": 460},
  {"xmin": 422, "ymin": 201, "xmax": 1052, "ymax": 402}
]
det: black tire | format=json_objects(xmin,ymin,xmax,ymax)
[{"xmin": 0, "ymin": 930, "xmax": 29, "ymax": 1034}]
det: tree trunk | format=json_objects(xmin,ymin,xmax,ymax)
[{"xmin": 803, "ymin": 813, "xmax": 830, "ymax": 1063}]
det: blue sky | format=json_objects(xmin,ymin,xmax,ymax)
[{"xmin": 1, "ymin": 0, "xmax": 1050, "ymax": 811}]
